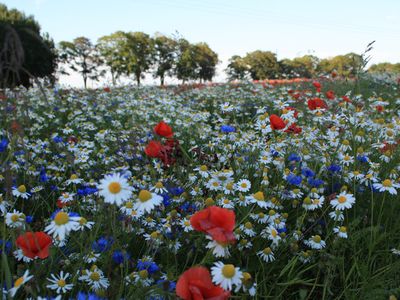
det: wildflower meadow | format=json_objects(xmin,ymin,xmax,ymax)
[{"xmin": 0, "ymin": 75, "xmax": 399, "ymax": 299}]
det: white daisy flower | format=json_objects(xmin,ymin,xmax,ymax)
[
  {"xmin": 8, "ymin": 270, "xmax": 33, "ymax": 297},
  {"xmin": 330, "ymin": 192, "xmax": 356, "ymax": 210},
  {"xmin": 45, "ymin": 211, "xmax": 80, "ymax": 241},
  {"xmin": 5, "ymin": 210, "xmax": 25, "ymax": 229},
  {"xmin": 373, "ymin": 179, "xmax": 400, "ymax": 195},
  {"xmin": 98, "ymin": 173, "xmax": 133, "ymax": 206},
  {"xmin": 79, "ymin": 267, "xmax": 110, "ymax": 291},
  {"xmin": 246, "ymin": 191, "xmax": 269, "ymax": 208},
  {"xmin": 134, "ymin": 190, "xmax": 163, "ymax": 213},
  {"xmin": 0, "ymin": 194, "xmax": 10, "ymax": 216},
  {"xmin": 305, "ymin": 235, "xmax": 326, "ymax": 250},
  {"xmin": 205, "ymin": 236, "xmax": 231, "ymax": 258},
  {"xmin": 329, "ymin": 210, "xmax": 345, "ymax": 221},
  {"xmin": 150, "ymin": 181, "xmax": 168, "ymax": 194},
  {"xmin": 194, "ymin": 165, "xmax": 209, "ymax": 178},
  {"xmin": 65, "ymin": 174, "xmax": 83, "ymax": 185},
  {"xmin": 12, "ymin": 185, "xmax": 31, "ymax": 199},
  {"xmin": 333, "ymin": 226, "xmax": 348, "ymax": 238},
  {"xmin": 257, "ymin": 247, "xmax": 275, "ymax": 262},
  {"xmin": 59, "ymin": 192, "xmax": 75, "ymax": 203},
  {"xmin": 46, "ymin": 271, "xmax": 74, "ymax": 294},
  {"xmin": 235, "ymin": 179, "xmax": 251, "ymax": 192},
  {"xmin": 211, "ymin": 261, "xmax": 243, "ymax": 291},
  {"xmin": 13, "ymin": 249, "xmax": 33, "ymax": 263}
]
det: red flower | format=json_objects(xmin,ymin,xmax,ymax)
[
  {"xmin": 154, "ymin": 121, "xmax": 173, "ymax": 138},
  {"xmin": 176, "ymin": 266, "xmax": 230, "ymax": 300},
  {"xmin": 190, "ymin": 206, "xmax": 235, "ymax": 244},
  {"xmin": 285, "ymin": 123, "xmax": 302, "ymax": 134},
  {"xmin": 145, "ymin": 140, "xmax": 163, "ymax": 158},
  {"xmin": 342, "ymin": 96, "xmax": 351, "ymax": 103},
  {"xmin": 307, "ymin": 98, "xmax": 328, "ymax": 110},
  {"xmin": 269, "ymin": 114, "xmax": 286, "ymax": 130},
  {"xmin": 376, "ymin": 105, "xmax": 384, "ymax": 112},
  {"xmin": 312, "ymin": 81, "xmax": 321, "ymax": 92},
  {"xmin": 16, "ymin": 232, "xmax": 52, "ymax": 259},
  {"xmin": 103, "ymin": 87, "xmax": 111, "ymax": 93},
  {"xmin": 326, "ymin": 90, "xmax": 335, "ymax": 100}
]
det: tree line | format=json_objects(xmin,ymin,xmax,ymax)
[{"xmin": 1, "ymin": 4, "xmax": 399, "ymax": 89}]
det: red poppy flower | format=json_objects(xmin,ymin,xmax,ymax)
[
  {"xmin": 145, "ymin": 140, "xmax": 163, "ymax": 158},
  {"xmin": 190, "ymin": 206, "xmax": 235, "ymax": 244},
  {"xmin": 269, "ymin": 114, "xmax": 286, "ymax": 130},
  {"xmin": 103, "ymin": 87, "xmax": 111, "ymax": 93},
  {"xmin": 154, "ymin": 121, "xmax": 174, "ymax": 138},
  {"xmin": 326, "ymin": 90, "xmax": 335, "ymax": 100},
  {"xmin": 312, "ymin": 81, "xmax": 321, "ymax": 92},
  {"xmin": 16, "ymin": 232, "xmax": 52, "ymax": 259},
  {"xmin": 307, "ymin": 98, "xmax": 328, "ymax": 110},
  {"xmin": 342, "ymin": 96, "xmax": 351, "ymax": 103},
  {"xmin": 285, "ymin": 123, "xmax": 302, "ymax": 134},
  {"xmin": 176, "ymin": 266, "xmax": 230, "ymax": 300},
  {"xmin": 376, "ymin": 105, "xmax": 384, "ymax": 112}
]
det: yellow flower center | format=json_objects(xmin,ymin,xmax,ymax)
[
  {"xmin": 313, "ymin": 235, "xmax": 321, "ymax": 243},
  {"xmin": 339, "ymin": 226, "xmax": 347, "ymax": 233},
  {"xmin": 303, "ymin": 197, "xmax": 312, "ymax": 205},
  {"xmin": 11, "ymin": 214, "xmax": 20, "ymax": 223},
  {"xmin": 139, "ymin": 270, "xmax": 148, "ymax": 279},
  {"xmin": 90, "ymin": 272, "xmax": 100, "ymax": 281},
  {"xmin": 155, "ymin": 182, "xmax": 163, "ymax": 189},
  {"xmin": 338, "ymin": 196, "xmax": 347, "ymax": 203},
  {"xmin": 342, "ymin": 139, "xmax": 350, "ymax": 145},
  {"xmin": 268, "ymin": 210, "xmax": 276, "ymax": 216},
  {"xmin": 150, "ymin": 231, "xmax": 159, "ymax": 239},
  {"xmin": 263, "ymin": 247, "xmax": 272, "ymax": 254},
  {"xmin": 221, "ymin": 264, "xmax": 236, "ymax": 278},
  {"xmin": 383, "ymin": 179, "xmax": 392, "ymax": 187},
  {"xmin": 245, "ymin": 222, "xmax": 252, "ymax": 229},
  {"xmin": 17, "ymin": 185, "xmax": 26, "ymax": 193},
  {"xmin": 138, "ymin": 190, "xmax": 152, "ymax": 202},
  {"xmin": 205, "ymin": 198, "xmax": 214, "ymax": 206},
  {"xmin": 200, "ymin": 165, "xmax": 208, "ymax": 172},
  {"xmin": 253, "ymin": 191, "xmax": 264, "ymax": 201},
  {"xmin": 226, "ymin": 183, "xmax": 234, "ymax": 190},
  {"xmin": 242, "ymin": 272, "xmax": 252, "ymax": 282},
  {"xmin": 14, "ymin": 276, "xmax": 24, "ymax": 287},
  {"xmin": 57, "ymin": 279, "xmax": 66, "ymax": 287},
  {"xmin": 240, "ymin": 182, "xmax": 248, "ymax": 188},
  {"xmin": 70, "ymin": 174, "xmax": 78, "ymax": 180},
  {"xmin": 184, "ymin": 220, "xmax": 190, "ymax": 226},
  {"xmin": 344, "ymin": 155, "xmax": 351, "ymax": 161},
  {"xmin": 54, "ymin": 212, "xmax": 69, "ymax": 225},
  {"xmin": 271, "ymin": 229, "xmax": 277, "ymax": 238},
  {"xmin": 223, "ymin": 199, "xmax": 230, "ymax": 204},
  {"xmin": 79, "ymin": 217, "xmax": 87, "ymax": 225},
  {"xmin": 125, "ymin": 201, "xmax": 133, "ymax": 208},
  {"xmin": 108, "ymin": 182, "xmax": 122, "ymax": 194},
  {"xmin": 258, "ymin": 212, "xmax": 265, "ymax": 218},
  {"xmin": 63, "ymin": 193, "xmax": 70, "ymax": 199}
]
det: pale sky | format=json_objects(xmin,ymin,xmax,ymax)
[{"xmin": 3, "ymin": 0, "xmax": 400, "ymax": 87}]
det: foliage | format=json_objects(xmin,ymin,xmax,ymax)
[
  {"xmin": 152, "ymin": 34, "xmax": 177, "ymax": 86},
  {"xmin": 0, "ymin": 4, "xmax": 57, "ymax": 88},
  {"xmin": 226, "ymin": 55, "xmax": 249, "ymax": 81},
  {"xmin": 244, "ymin": 50, "xmax": 280, "ymax": 80},
  {"xmin": 59, "ymin": 37, "xmax": 104, "ymax": 89}
]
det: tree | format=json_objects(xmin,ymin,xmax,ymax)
[
  {"xmin": 317, "ymin": 53, "xmax": 363, "ymax": 77},
  {"xmin": 368, "ymin": 62, "xmax": 400, "ymax": 74},
  {"xmin": 244, "ymin": 51, "xmax": 279, "ymax": 80},
  {"xmin": 279, "ymin": 55, "xmax": 319, "ymax": 78},
  {"xmin": 124, "ymin": 32, "xmax": 154, "ymax": 85},
  {"xmin": 193, "ymin": 42, "xmax": 218, "ymax": 82},
  {"xmin": 97, "ymin": 31, "xmax": 127, "ymax": 85},
  {"xmin": 59, "ymin": 37, "xmax": 104, "ymax": 89},
  {"xmin": 175, "ymin": 38, "xmax": 197, "ymax": 84},
  {"xmin": 0, "ymin": 4, "xmax": 57, "ymax": 88},
  {"xmin": 226, "ymin": 55, "xmax": 248, "ymax": 80},
  {"xmin": 153, "ymin": 34, "xmax": 177, "ymax": 86}
]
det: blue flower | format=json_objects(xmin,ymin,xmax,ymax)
[
  {"xmin": 308, "ymin": 178, "xmax": 324, "ymax": 187},
  {"xmin": 357, "ymin": 155, "xmax": 369, "ymax": 163},
  {"xmin": 220, "ymin": 125, "xmax": 236, "ymax": 133},
  {"xmin": 76, "ymin": 292, "xmax": 107, "ymax": 300},
  {"xmin": 26, "ymin": 215, "xmax": 34, "ymax": 223},
  {"xmin": 92, "ymin": 237, "xmax": 114, "ymax": 253},
  {"xmin": 0, "ymin": 240, "xmax": 12, "ymax": 255},
  {"xmin": 286, "ymin": 174, "xmax": 302, "ymax": 186},
  {"xmin": 137, "ymin": 259, "xmax": 159, "ymax": 274},
  {"xmin": 301, "ymin": 168, "xmax": 315, "ymax": 178},
  {"xmin": 288, "ymin": 153, "xmax": 301, "ymax": 162},
  {"xmin": 112, "ymin": 250, "xmax": 130, "ymax": 264},
  {"xmin": 0, "ymin": 138, "xmax": 8, "ymax": 152},
  {"xmin": 53, "ymin": 136, "xmax": 63, "ymax": 143},
  {"xmin": 327, "ymin": 164, "xmax": 341, "ymax": 173}
]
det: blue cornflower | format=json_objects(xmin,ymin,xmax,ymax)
[
  {"xmin": 288, "ymin": 153, "xmax": 301, "ymax": 162},
  {"xmin": 137, "ymin": 259, "xmax": 159, "ymax": 274},
  {"xmin": 92, "ymin": 237, "xmax": 114, "ymax": 253},
  {"xmin": 357, "ymin": 155, "xmax": 369, "ymax": 163},
  {"xmin": 327, "ymin": 164, "xmax": 341, "ymax": 173},
  {"xmin": 301, "ymin": 168, "xmax": 315, "ymax": 178},
  {"xmin": 53, "ymin": 136, "xmax": 63, "ymax": 143},
  {"xmin": 220, "ymin": 125, "xmax": 236, "ymax": 133},
  {"xmin": 286, "ymin": 174, "xmax": 302, "ymax": 186},
  {"xmin": 0, "ymin": 138, "xmax": 8, "ymax": 152},
  {"xmin": 112, "ymin": 250, "xmax": 130, "ymax": 264},
  {"xmin": 308, "ymin": 178, "xmax": 324, "ymax": 187}
]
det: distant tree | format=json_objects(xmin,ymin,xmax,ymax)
[
  {"xmin": 279, "ymin": 55, "xmax": 319, "ymax": 78},
  {"xmin": 368, "ymin": 62, "xmax": 400, "ymax": 74},
  {"xmin": 226, "ymin": 55, "xmax": 248, "ymax": 80},
  {"xmin": 97, "ymin": 31, "xmax": 127, "ymax": 85},
  {"xmin": 59, "ymin": 37, "xmax": 104, "ymax": 89},
  {"xmin": 124, "ymin": 31, "xmax": 154, "ymax": 85},
  {"xmin": 175, "ymin": 38, "xmax": 197, "ymax": 84},
  {"xmin": 152, "ymin": 34, "xmax": 177, "ymax": 86},
  {"xmin": 317, "ymin": 53, "xmax": 363, "ymax": 77},
  {"xmin": 0, "ymin": 4, "xmax": 57, "ymax": 88},
  {"xmin": 193, "ymin": 42, "xmax": 218, "ymax": 82},
  {"xmin": 244, "ymin": 50, "xmax": 279, "ymax": 80}
]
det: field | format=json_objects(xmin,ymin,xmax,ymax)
[{"xmin": 1, "ymin": 76, "xmax": 400, "ymax": 299}]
